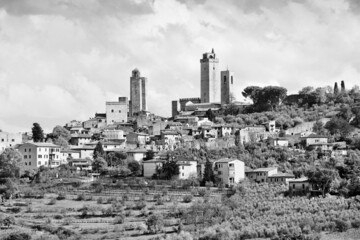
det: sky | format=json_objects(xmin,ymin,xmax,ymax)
[{"xmin": 1, "ymin": 0, "xmax": 360, "ymax": 133}]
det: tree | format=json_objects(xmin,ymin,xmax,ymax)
[
  {"xmin": 242, "ymin": 86, "xmax": 262, "ymax": 105},
  {"xmin": 93, "ymin": 142, "xmax": 105, "ymax": 160},
  {"xmin": 306, "ymin": 168, "xmax": 339, "ymax": 197},
  {"xmin": 92, "ymin": 157, "xmax": 107, "ymax": 173},
  {"xmin": 202, "ymin": 159, "xmax": 215, "ymax": 185},
  {"xmin": 313, "ymin": 120, "xmax": 326, "ymax": 135},
  {"xmin": 298, "ymin": 86, "xmax": 314, "ymax": 95},
  {"xmin": 32, "ymin": 123, "xmax": 44, "ymax": 142},
  {"xmin": 52, "ymin": 125, "xmax": 71, "ymax": 141},
  {"xmin": 1, "ymin": 216, "xmax": 15, "ymax": 228},
  {"xmin": 146, "ymin": 214, "xmax": 164, "ymax": 233},
  {"xmin": 341, "ymin": 80, "xmax": 346, "ymax": 93},
  {"xmin": 242, "ymin": 86, "xmax": 287, "ymax": 111},
  {"xmin": 145, "ymin": 150, "xmax": 155, "ymax": 160},
  {"xmin": 0, "ymin": 149, "xmax": 23, "ymax": 178},
  {"xmin": 334, "ymin": 82, "xmax": 339, "ymax": 95},
  {"xmin": 3, "ymin": 232, "xmax": 31, "ymax": 240},
  {"xmin": 106, "ymin": 151, "xmax": 127, "ymax": 167},
  {"xmin": 324, "ymin": 117, "xmax": 353, "ymax": 138},
  {"xmin": 127, "ymin": 160, "xmax": 141, "ymax": 176},
  {"xmin": 53, "ymin": 136, "xmax": 69, "ymax": 149},
  {"xmin": 159, "ymin": 160, "xmax": 180, "ymax": 180},
  {"xmin": 108, "ymin": 166, "xmax": 131, "ymax": 178},
  {"xmin": 205, "ymin": 109, "xmax": 216, "ymax": 122}
]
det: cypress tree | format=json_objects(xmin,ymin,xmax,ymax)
[
  {"xmin": 334, "ymin": 82, "xmax": 339, "ymax": 95},
  {"xmin": 202, "ymin": 158, "xmax": 215, "ymax": 185},
  {"xmin": 341, "ymin": 80, "xmax": 345, "ymax": 93},
  {"xmin": 93, "ymin": 141, "xmax": 105, "ymax": 160},
  {"xmin": 32, "ymin": 123, "xmax": 44, "ymax": 142}
]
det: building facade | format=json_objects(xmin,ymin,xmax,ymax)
[
  {"xmin": 18, "ymin": 143, "xmax": 61, "ymax": 170},
  {"xmin": 214, "ymin": 159, "xmax": 245, "ymax": 186},
  {"xmin": 130, "ymin": 68, "xmax": 147, "ymax": 116},
  {"xmin": 0, "ymin": 131, "xmax": 22, "ymax": 152},
  {"xmin": 220, "ymin": 70, "xmax": 234, "ymax": 104},
  {"xmin": 106, "ymin": 97, "xmax": 128, "ymax": 124},
  {"xmin": 200, "ymin": 49, "xmax": 219, "ymax": 103}
]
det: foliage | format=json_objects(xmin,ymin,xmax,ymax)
[
  {"xmin": 242, "ymin": 86, "xmax": 287, "ymax": 111},
  {"xmin": 306, "ymin": 168, "xmax": 339, "ymax": 197},
  {"xmin": 32, "ymin": 123, "xmax": 44, "ymax": 142},
  {"xmin": 127, "ymin": 160, "xmax": 141, "ymax": 176},
  {"xmin": 106, "ymin": 151, "xmax": 127, "ymax": 167},
  {"xmin": 157, "ymin": 160, "xmax": 180, "ymax": 180},
  {"xmin": 325, "ymin": 117, "xmax": 353, "ymax": 138},
  {"xmin": 0, "ymin": 148, "xmax": 24, "ymax": 178},
  {"xmin": 93, "ymin": 142, "xmax": 105, "ymax": 160},
  {"xmin": 92, "ymin": 157, "xmax": 107, "ymax": 173},
  {"xmin": 202, "ymin": 159, "xmax": 215, "ymax": 185},
  {"xmin": 146, "ymin": 214, "xmax": 164, "ymax": 233}
]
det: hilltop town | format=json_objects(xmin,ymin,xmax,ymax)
[{"xmin": 2, "ymin": 49, "xmax": 360, "ymax": 240}]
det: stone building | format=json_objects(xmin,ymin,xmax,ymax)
[
  {"xmin": 130, "ymin": 68, "xmax": 147, "ymax": 116},
  {"xmin": 0, "ymin": 131, "xmax": 22, "ymax": 152},
  {"xmin": 179, "ymin": 98, "xmax": 201, "ymax": 111},
  {"xmin": 200, "ymin": 49, "xmax": 219, "ymax": 103},
  {"xmin": 106, "ymin": 97, "xmax": 128, "ymax": 124},
  {"xmin": 220, "ymin": 69, "xmax": 234, "ymax": 104}
]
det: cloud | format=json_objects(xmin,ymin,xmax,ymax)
[{"xmin": 0, "ymin": 0, "xmax": 360, "ymax": 132}]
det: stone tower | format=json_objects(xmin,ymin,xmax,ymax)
[
  {"xmin": 221, "ymin": 69, "xmax": 234, "ymax": 104},
  {"xmin": 200, "ymin": 48, "xmax": 219, "ymax": 103},
  {"xmin": 171, "ymin": 100, "xmax": 178, "ymax": 118},
  {"xmin": 130, "ymin": 68, "xmax": 147, "ymax": 116}
]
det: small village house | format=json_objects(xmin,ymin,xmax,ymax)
[
  {"xmin": 245, "ymin": 167, "xmax": 278, "ymax": 183},
  {"xmin": 214, "ymin": 158, "xmax": 245, "ymax": 186}
]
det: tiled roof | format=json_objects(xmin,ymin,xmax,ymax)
[
  {"xmin": 268, "ymin": 173, "xmax": 295, "ymax": 178},
  {"xmin": 246, "ymin": 167, "xmax": 277, "ymax": 172},
  {"xmin": 288, "ymin": 177, "xmax": 309, "ymax": 183},
  {"xmin": 23, "ymin": 142, "xmax": 60, "ymax": 148}
]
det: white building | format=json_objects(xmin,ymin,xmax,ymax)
[
  {"xmin": 126, "ymin": 148, "xmax": 148, "ymax": 162},
  {"xmin": 106, "ymin": 97, "xmax": 128, "ymax": 124},
  {"xmin": 18, "ymin": 142, "xmax": 61, "ymax": 170},
  {"xmin": 245, "ymin": 167, "xmax": 278, "ymax": 183},
  {"xmin": 214, "ymin": 158, "xmax": 245, "ymax": 186},
  {"xmin": 0, "ymin": 131, "xmax": 22, "ymax": 152},
  {"xmin": 103, "ymin": 129, "xmax": 125, "ymax": 140},
  {"xmin": 176, "ymin": 158, "xmax": 197, "ymax": 180}
]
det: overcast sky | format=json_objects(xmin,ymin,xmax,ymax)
[{"xmin": 1, "ymin": 0, "xmax": 360, "ymax": 133}]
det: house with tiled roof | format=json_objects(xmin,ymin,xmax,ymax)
[
  {"xmin": 245, "ymin": 167, "xmax": 278, "ymax": 183},
  {"xmin": 214, "ymin": 158, "xmax": 245, "ymax": 186},
  {"xmin": 18, "ymin": 142, "xmax": 61, "ymax": 170},
  {"xmin": 267, "ymin": 173, "xmax": 295, "ymax": 185}
]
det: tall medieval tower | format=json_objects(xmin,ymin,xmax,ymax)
[
  {"xmin": 200, "ymin": 48, "xmax": 219, "ymax": 103},
  {"xmin": 221, "ymin": 69, "xmax": 234, "ymax": 104},
  {"xmin": 130, "ymin": 68, "xmax": 147, "ymax": 116}
]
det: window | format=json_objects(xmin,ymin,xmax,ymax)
[
  {"xmin": 182, "ymin": 166, "xmax": 184, "ymax": 170},
  {"xmin": 1, "ymin": 139, "xmax": 4, "ymax": 142},
  {"xmin": 11, "ymin": 139, "xmax": 14, "ymax": 142},
  {"xmin": 39, "ymin": 148, "xmax": 41, "ymax": 152},
  {"xmin": 38, "ymin": 161, "xmax": 41, "ymax": 165},
  {"xmin": 25, "ymin": 162, "xmax": 27, "ymax": 165},
  {"xmin": 293, "ymin": 184, "xmax": 295, "ymax": 189},
  {"xmin": 24, "ymin": 149, "xmax": 27, "ymax": 152},
  {"xmin": 24, "ymin": 155, "xmax": 27, "ymax": 159},
  {"xmin": 29, "ymin": 148, "xmax": 31, "ymax": 152},
  {"xmin": 182, "ymin": 173, "xmax": 184, "ymax": 176},
  {"xmin": 224, "ymin": 75, "xmax": 227, "ymax": 83},
  {"xmin": 119, "ymin": 110, "xmax": 121, "ymax": 113},
  {"xmin": 231, "ymin": 76, "xmax": 233, "ymax": 84},
  {"xmin": 29, "ymin": 162, "xmax": 31, "ymax": 165},
  {"xmin": 111, "ymin": 109, "xmax": 114, "ymax": 113},
  {"xmin": 29, "ymin": 155, "xmax": 31, "ymax": 159},
  {"xmin": 38, "ymin": 155, "xmax": 42, "ymax": 158},
  {"xmin": 302, "ymin": 184, "xmax": 305, "ymax": 189}
]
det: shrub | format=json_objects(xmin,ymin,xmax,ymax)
[
  {"xmin": 95, "ymin": 184, "xmax": 104, "ymax": 193},
  {"xmin": 3, "ymin": 232, "xmax": 31, "ymax": 240},
  {"xmin": 183, "ymin": 195, "xmax": 193, "ymax": 203},
  {"xmin": 56, "ymin": 192, "xmax": 66, "ymax": 200},
  {"xmin": 335, "ymin": 219, "xmax": 351, "ymax": 232},
  {"xmin": 48, "ymin": 198, "xmax": 57, "ymax": 205},
  {"xmin": 97, "ymin": 197, "xmax": 103, "ymax": 204},
  {"xmin": 54, "ymin": 215, "xmax": 63, "ymax": 220},
  {"xmin": 114, "ymin": 214, "xmax": 125, "ymax": 224},
  {"xmin": 134, "ymin": 201, "xmax": 146, "ymax": 210},
  {"xmin": 352, "ymin": 219, "xmax": 360, "ymax": 228},
  {"xmin": 198, "ymin": 188, "xmax": 207, "ymax": 197},
  {"xmin": 76, "ymin": 193, "xmax": 85, "ymax": 201}
]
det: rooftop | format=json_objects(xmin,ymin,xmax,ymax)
[
  {"xmin": 126, "ymin": 148, "xmax": 148, "ymax": 153},
  {"xmin": 23, "ymin": 142, "xmax": 60, "ymax": 148},
  {"xmin": 303, "ymin": 134, "xmax": 328, "ymax": 139},
  {"xmin": 246, "ymin": 167, "xmax": 277, "ymax": 172},
  {"xmin": 288, "ymin": 177, "xmax": 309, "ymax": 183},
  {"xmin": 268, "ymin": 173, "xmax": 295, "ymax": 178},
  {"xmin": 215, "ymin": 158, "xmax": 240, "ymax": 163},
  {"xmin": 143, "ymin": 159, "xmax": 166, "ymax": 163}
]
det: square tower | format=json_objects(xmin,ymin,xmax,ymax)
[
  {"xmin": 106, "ymin": 97, "xmax": 128, "ymax": 124},
  {"xmin": 200, "ymin": 49, "xmax": 219, "ymax": 103},
  {"xmin": 221, "ymin": 70, "xmax": 234, "ymax": 104},
  {"xmin": 171, "ymin": 100, "xmax": 178, "ymax": 118},
  {"xmin": 130, "ymin": 69, "xmax": 147, "ymax": 116}
]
